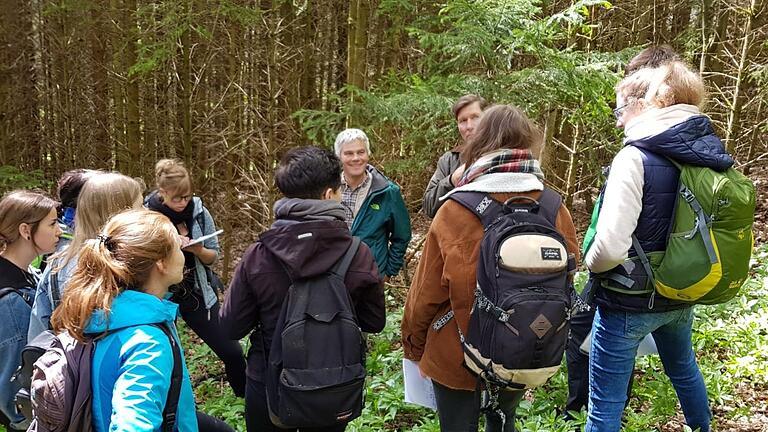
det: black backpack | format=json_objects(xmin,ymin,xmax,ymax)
[
  {"xmin": 264, "ymin": 237, "xmax": 366, "ymax": 428},
  {"xmin": 445, "ymin": 190, "xmax": 575, "ymax": 391}
]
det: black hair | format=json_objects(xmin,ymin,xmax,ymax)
[
  {"xmin": 58, "ymin": 169, "xmax": 99, "ymax": 209},
  {"xmin": 275, "ymin": 146, "xmax": 342, "ymax": 199}
]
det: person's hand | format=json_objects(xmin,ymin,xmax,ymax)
[
  {"xmin": 416, "ymin": 361, "xmax": 428, "ymax": 379},
  {"xmin": 450, "ymin": 164, "xmax": 466, "ymax": 186},
  {"xmin": 180, "ymin": 236, "xmax": 203, "ymax": 255}
]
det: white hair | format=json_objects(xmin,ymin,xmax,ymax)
[{"xmin": 333, "ymin": 128, "xmax": 371, "ymax": 156}]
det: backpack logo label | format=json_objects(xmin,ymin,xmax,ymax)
[
  {"xmin": 370, "ymin": 203, "xmax": 380, "ymax": 210},
  {"xmin": 540, "ymin": 247, "xmax": 562, "ymax": 261},
  {"xmin": 476, "ymin": 197, "xmax": 493, "ymax": 214},
  {"xmin": 530, "ymin": 314, "xmax": 553, "ymax": 339}
]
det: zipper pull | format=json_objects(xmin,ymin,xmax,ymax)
[{"xmin": 647, "ymin": 290, "xmax": 656, "ymax": 309}]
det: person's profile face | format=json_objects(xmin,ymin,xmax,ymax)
[
  {"xmin": 30, "ymin": 208, "xmax": 62, "ymax": 255},
  {"xmin": 457, "ymin": 102, "xmax": 483, "ymax": 142}
]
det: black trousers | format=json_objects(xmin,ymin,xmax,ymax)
[
  {"xmin": 432, "ymin": 381, "xmax": 525, "ymax": 432},
  {"xmin": 197, "ymin": 411, "xmax": 237, "ymax": 432},
  {"xmin": 244, "ymin": 379, "xmax": 348, "ymax": 432},
  {"xmin": 565, "ymin": 307, "xmax": 634, "ymax": 416},
  {"xmin": 176, "ymin": 291, "xmax": 247, "ymax": 397}
]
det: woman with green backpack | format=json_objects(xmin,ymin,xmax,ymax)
[{"xmin": 583, "ymin": 60, "xmax": 746, "ymax": 431}]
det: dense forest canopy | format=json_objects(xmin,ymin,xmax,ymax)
[{"xmin": 1, "ymin": 0, "xmax": 766, "ymax": 276}]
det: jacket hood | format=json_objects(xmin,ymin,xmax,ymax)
[
  {"xmin": 85, "ymin": 289, "xmax": 178, "ymax": 334},
  {"xmin": 259, "ymin": 220, "xmax": 353, "ymax": 279},
  {"xmin": 367, "ymin": 164, "xmax": 394, "ymax": 195},
  {"xmin": 627, "ymin": 115, "xmax": 733, "ymax": 171}
]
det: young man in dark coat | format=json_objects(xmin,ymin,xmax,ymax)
[{"xmin": 219, "ymin": 146, "xmax": 386, "ymax": 432}]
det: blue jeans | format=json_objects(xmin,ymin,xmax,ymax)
[{"xmin": 585, "ymin": 306, "xmax": 710, "ymax": 432}]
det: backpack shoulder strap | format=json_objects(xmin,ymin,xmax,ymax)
[
  {"xmin": 332, "ymin": 237, "xmax": 361, "ymax": 278},
  {"xmin": 0, "ymin": 287, "xmax": 33, "ymax": 306},
  {"xmin": 449, "ymin": 191, "xmax": 504, "ymax": 227},
  {"xmin": 151, "ymin": 323, "xmax": 182, "ymax": 432},
  {"xmin": 50, "ymin": 269, "xmax": 62, "ymax": 310},
  {"xmin": 536, "ymin": 188, "xmax": 562, "ymax": 226}
]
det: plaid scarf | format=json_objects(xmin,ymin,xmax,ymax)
[{"xmin": 457, "ymin": 149, "xmax": 544, "ymax": 187}]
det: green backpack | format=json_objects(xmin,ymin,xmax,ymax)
[{"xmin": 584, "ymin": 161, "xmax": 755, "ymax": 305}]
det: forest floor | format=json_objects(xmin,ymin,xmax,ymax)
[{"xmin": 184, "ymin": 169, "xmax": 768, "ymax": 432}]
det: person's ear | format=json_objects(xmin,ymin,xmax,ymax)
[
  {"xmin": 155, "ymin": 258, "xmax": 169, "ymax": 276},
  {"xmin": 18, "ymin": 223, "xmax": 32, "ymax": 241}
]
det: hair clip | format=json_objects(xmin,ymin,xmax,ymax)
[{"xmin": 97, "ymin": 234, "xmax": 114, "ymax": 251}]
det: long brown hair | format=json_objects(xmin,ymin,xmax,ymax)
[
  {"xmin": 51, "ymin": 209, "xmax": 178, "ymax": 342},
  {"xmin": 0, "ymin": 190, "xmax": 58, "ymax": 250},
  {"xmin": 460, "ymin": 104, "xmax": 542, "ymax": 169}
]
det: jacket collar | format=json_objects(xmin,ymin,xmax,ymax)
[
  {"xmin": 623, "ymin": 104, "xmax": 701, "ymax": 142},
  {"xmin": 85, "ymin": 289, "xmax": 178, "ymax": 334}
]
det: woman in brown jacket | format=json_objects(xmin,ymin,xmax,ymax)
[{"xmin": 401, "ymin": 105, "xmax": 580, "ymax": 432}]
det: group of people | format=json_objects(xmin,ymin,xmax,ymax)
[{"xmin": 0, "ymin": 45, "xmax": 725, "ymax": 432}]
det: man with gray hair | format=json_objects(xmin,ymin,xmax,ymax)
[
  {"xmin": 422, "ymin": 94, "xmax": 488, "ymax": 218},
  {"xmin": 334, "ymin": 128, "xmax": 411, "ymax": 282}
]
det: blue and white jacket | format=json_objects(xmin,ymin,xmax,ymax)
[{"xmin": 87, "ymin": 290, "xmax": 198, "ymax": 432}]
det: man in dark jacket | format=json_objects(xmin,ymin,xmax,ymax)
[
  {"xmin": 422, "ymin": 94, "xmax": 488, "ymax": 218},
  {"xmin": 219, "ymin": 146, "xmax": 386, "ymax": 432},
  {"xmin": 334, "ymin": 129, "xmax": 412, "ymax": 282}
]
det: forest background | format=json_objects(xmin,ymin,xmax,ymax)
[{"xmin": 1, "ymin": 0, "xmax": 767, "ymax": 431}]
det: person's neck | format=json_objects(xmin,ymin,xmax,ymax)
[
  {"xmin": 140, "ymin": 276, "xmax": 170, "ymax": 300},
  {"xmin": 345, "ymin": 171, "xmax": 367, "ymax": 189},
  {"xmin": 0, "ymin": 243, "xmax": 36, "ymax": 272}
]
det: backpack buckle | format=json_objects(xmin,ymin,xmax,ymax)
[{"xmin": 681, "ymin": 187, "xmax": 696, "ymax": 203}]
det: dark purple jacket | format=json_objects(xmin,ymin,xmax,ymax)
[{"xmin": 219, "ymin": 219, "xmax": 386, "ymax": 382}]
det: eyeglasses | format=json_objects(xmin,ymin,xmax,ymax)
[
  {"xmin": 613, "ymin": 103, "xmax": 628, "ymax": 120},
  {"xmin": 169, "ymin": 194, "xmax": 193, "ymax": 204}
]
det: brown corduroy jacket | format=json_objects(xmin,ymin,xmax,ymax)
[{"xmin": 401, "ymin": 190, "xmax": 580, "ymax": 390}]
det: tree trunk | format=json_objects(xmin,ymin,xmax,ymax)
[{"xmin": 724, "ymin": 0, "xmax": 759, "ymax": 152}]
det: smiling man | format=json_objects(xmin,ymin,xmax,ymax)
[
  {"xmin": 422, "ymin": 94, "xmax": 488, "ymax": 218},
  {"xmin": 334, "ymin": 128, "xmax": 412, "ymax": 283}
]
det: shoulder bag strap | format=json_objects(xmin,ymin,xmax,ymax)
[
  {"xmin": 536, "ymin": 188, "xmax": 563, "ymax": 226},
  {"xmin": 331, "ymin": 237, "xmax": 361, "ymax": 278},
  {"xmin": 152, "ymin": 323, "xmax": 183, "ymax": 432},
  {"xmin": 449, "ymin": 191, "xmax": 504, "ymax": 227},
  {"xmin": 0, "ymin": 287, "xmax": 33, "ymax": 306}
]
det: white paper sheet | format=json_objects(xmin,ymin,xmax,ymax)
[
  {"xmin": 183, "ymin": 229, "xmax": 224, "ymax": 248},
  {"xmin": 402, "ymin": 359, "xmax": 437, "ymax": 410}
]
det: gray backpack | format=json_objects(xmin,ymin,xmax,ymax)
[{"xmin": 18, "ymin": 324, "xmax": 181, "ymax": 432}]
